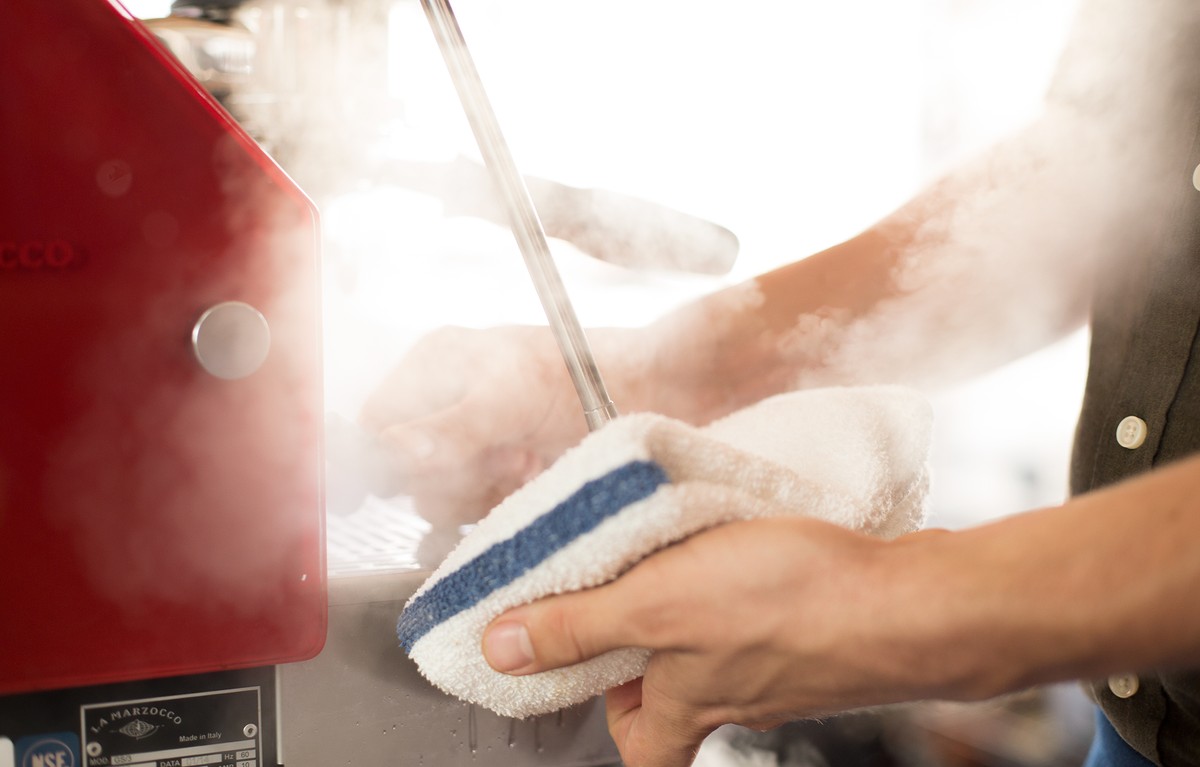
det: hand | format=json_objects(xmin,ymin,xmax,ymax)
[
  {"xmin": 357, "ymin": 325, "xmax": 593, "ymax": 524},
  {"xmin": 481, "ymin": 517, "xmax": 946, "ymax": 767}
]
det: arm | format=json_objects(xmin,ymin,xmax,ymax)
[
  {"xmin": 357, "ymin": 106, "xmax": 1131, "ymax": 519},
  {"xmin": 642, "ymin": 0, "xmax": 1192, "ymax": 427},
  {"xmin": 481, "ymin": 453, "xmax": 1200, "ymax": 767},
  {"xmin": 637, "ymin": 107, "xmax": 1137, "ymax": 425}
]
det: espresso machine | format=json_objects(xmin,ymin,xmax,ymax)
[{"xmin": 0, "ymin": 1, "xmax": 621, "ymax": 765}]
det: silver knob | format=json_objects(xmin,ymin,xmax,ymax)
[{"xmin": 191, "ymin": 301, "xmax": 271, "ymax": 380}]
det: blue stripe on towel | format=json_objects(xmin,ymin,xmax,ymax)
[{"xmin": 397, "ymin": 459, "xmax": 669, "ymax": 652}]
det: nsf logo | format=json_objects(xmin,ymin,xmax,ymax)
[{"xmin": 15, "ymin": 734, "xmax": 78, "ymax": 767}]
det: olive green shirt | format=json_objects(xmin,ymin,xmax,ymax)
[{"xmin": 1061, "ymin": 2, "xmax": 1200, "ymax": 763}]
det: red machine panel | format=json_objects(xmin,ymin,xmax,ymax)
[{"xmin": 0, "ymin": 0, "xmax": 326, "ymax": 693}]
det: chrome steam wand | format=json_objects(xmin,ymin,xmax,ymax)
[{"xmin": 419, "ymin": 0, "xmax": 619, "ymax": 432}]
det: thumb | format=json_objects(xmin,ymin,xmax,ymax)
[{"xmin": 482, "ymin": 582, "xmax": 637, "ymax": 674}]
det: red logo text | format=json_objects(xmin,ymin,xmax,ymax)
[{"xmin": 0, "ymin": 241, "xmax": 82, "ymax": 271}]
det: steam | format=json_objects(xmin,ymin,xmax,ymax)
[
  {"xmin": 757, "ymin": 0, "xmax": 1200, "ymax": 394},
  {"xmin": 95, "ymin": 0, "xmax": 1197, "ymax": 554},
  {"xmin": 44, "ymin": 134, "xmax": 323, "ymax": 620}
]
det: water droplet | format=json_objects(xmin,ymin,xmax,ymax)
[{"xmin": 467, "ymin": 704, "xmax": 478, "ymax": 754}]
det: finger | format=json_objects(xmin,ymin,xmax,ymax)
[
  {"xmin": 376, "ymin": 393, "xmax": 543, "ymax": 479},
  {"xmin": 482, "ymin": 580, "xmax": 646, "ymax": 674},
  {"xmin": 358, "ymin": 371, "xmax": 461, "ymax": 434},
  {"xmin": 605, "ymin": 679, "xmax": 643, "ymax": 762},
  {"xmin": 606, "ymin": 677, "xmax": 644, "ymax": 727},
  {"xmin": 611, "ymin": 674, "xmax": 710, "ymax": 767},
  {"xmin": 357, "ymin": 327, "xmax": 481, "ymax": 430}
]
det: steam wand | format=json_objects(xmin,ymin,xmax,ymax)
[{"xmin": 419, "ymin": 0, "xmax": 619, "ymax": 432}]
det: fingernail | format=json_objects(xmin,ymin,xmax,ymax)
[{"xmin": 483, "ymin": 621, "xmax": 534, "ymax": 673}]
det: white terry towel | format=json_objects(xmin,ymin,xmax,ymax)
[{"xmin": 397, "ymin": 385, "xmax": 933, "ymax": 719}]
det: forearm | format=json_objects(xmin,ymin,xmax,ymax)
[
  {"xmin": 885, "ymin": 454, "xmax": 1200, "ymax": 702},
  {"xmin": 635, "ymin": 108, "xmax": 1151, "ymax": 424}
]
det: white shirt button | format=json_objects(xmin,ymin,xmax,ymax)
[
  {"xmin": 1108, "ymin": 673, "xmax": 1140, "ymax": 699},
  {"xmin": 1116, "ymin": 416, "xmax": 1148, "ymax": 449}
]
